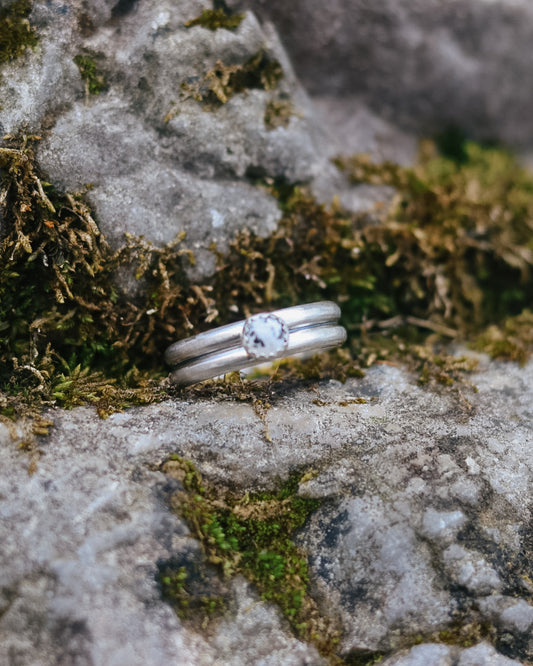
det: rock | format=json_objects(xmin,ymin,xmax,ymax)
[
  {"xmin": 1, "ymin": 0, "xmax": 377, "ymax": 279},
  {"xmin": 380, "ymin": 642, "xmax": 524, "ymax": 666},
  {"xmin": 380, "ymin": 643, "xmax": 455, "ymax": 666},
  {"xmin": 0, "ymin": 415, "xmax": 323, "ymax": 666},
  {"xmin": 478, "ymin": 596, "xmax": 533, "ymax": 657},
  {"xmin": 1, "ymin": 359, "xmax": 533, "ymax": 663},
  {"xmin": 442, "ymin": 544, "xmax": 502, "ymax": 596},
  {"xmin": 420, "ymin": 507, "xmax": 467, "ymax": 544},
  {"xmin": 210, "ymin": 578, "xmax": 326, "ymax": 666},
  {"xmin": 235, "ymin": 0, "xmax": 533, "ymax": 149},
  {"xmin": 310, "ymin": 496, "xmax": 451, "ymax": 648},
  {"xmin": 456, "ymin": 642, "xmax": 524, "ymax": 666},
  {"xmin": 0, "ymin": 1, "xmax": 83, "ymax": 135}
]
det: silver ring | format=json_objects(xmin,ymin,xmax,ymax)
[{"xmin": 165, "ymin": 301, "xmax": 347, "ymax": 386}]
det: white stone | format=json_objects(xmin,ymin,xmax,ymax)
[
  {"xmin": 421, "ymin": 508, "xmax": 466, "ymax": 542},
  {"xmin": 241, "ymin": 314, "xmax": 290, "ymax": 360}
]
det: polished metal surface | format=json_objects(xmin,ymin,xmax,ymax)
[
  {"xmin": 170, "ymin": 325, "xmax": 347, "ymax": 386},
  {"xmin": 164, "ymin": 301, "xmax": 341, "ymax": 367}
]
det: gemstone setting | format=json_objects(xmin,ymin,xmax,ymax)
[{"xmin": 242, "ymin": 313, "xmax": 290, "ymax": 360}]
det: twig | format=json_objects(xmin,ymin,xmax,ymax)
[
  {"xmin": 34, "ymin": 176, "xmax": 56, "ymax": 213},
  {"xmin": 352, "ymin": 315, "xmax": 457, "ymax": 338}
]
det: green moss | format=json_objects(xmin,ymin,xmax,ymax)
[
  {"xmin": 157, "ymin": 564, "xmax": 226, "ymax": 626},
  {"xmin": 159, "ymin": 565, "xmax": 189, "ymax": 618},
  {"xmin": 73, "ymin": 54, "xmax": 106, "ymax": 95},
  {"xmin": 162, "ymin": 456, "xmax": 341, "ymax": 658},
  {"xmin": 0, "ymin": 0, "xmax": 38, "ymax": 66},
  {"xmin": 179, "ymin": 50, "xmax": 283, "ymax": 110},
  {"xmin": 184, "ymin": 8, "xmax": 244, "ymax": 31},
  {"xmin": 435, "ymin": 621, "xmax": 495, "ymax": 649}
]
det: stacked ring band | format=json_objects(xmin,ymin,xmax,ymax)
[{"xmin": 165, "ymin": 301, "xmax": 347, "ymax": 386}]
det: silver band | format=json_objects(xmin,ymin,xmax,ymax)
[{"xmin": 165, "ymin": 301, "xmax": 346, "ymax": 386}]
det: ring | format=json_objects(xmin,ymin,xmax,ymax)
[{"xmin": 165, "ymin": 301, "xmax": 347, "ymax": 386}]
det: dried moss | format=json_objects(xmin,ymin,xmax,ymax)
[
  {"xmin": 161, "ymin": 456, "xmax": 341, "ymax": 660},
  {"xmin": 334, "ymin": 140, "xmax": 533, "ymax": 330},
  {"xmin": 0, "ymin": 135, "xmax": 195, "ymax": 425},
  {"xmin": 264, "ymin": 98, "xmax": 295, "ymax": 130},
  {"xmin": 3, "ymin": 132, "xmax": 533, "ymax": 448},
  {"xmin": 0, "ymin": 0, "xmax": 38, "ymax": 66},
  {"xmin": 179, "ymin": 50, "xmax": 283, "ymax": 110},
  {"xmin": 73, "ymin": 54, "xmax": 106, "ymax": 95},
  {"xmin": 435, "ymin": 621, "xmax": 495, "ymax": 649},
  {"xmin": 474, "ymin": 310, "xmax": 533, "ymax": 365},
  {"xmin": 184, "ymin": 8, "xmax": 244, "ymax": 31}
]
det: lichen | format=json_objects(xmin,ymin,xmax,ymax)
[
  {"xmin": 184, "ymin": 8, "xmax": 245, "ymax": 32},
  {"xmin": 0, "ymin": 0, "xmax": 38, "ymax": 66},
  {"xmin": 160, "ymin": 456, "xmax": 342, "ymax": 660},
  {"xmin": 73, "ymin": 54, "xmax": 106, "ymax": 95}
]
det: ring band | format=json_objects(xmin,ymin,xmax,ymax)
[{"xmin": 165, "ymin": 301, "xmax": 347, "ymax": 386}]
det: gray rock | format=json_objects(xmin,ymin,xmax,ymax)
[
  {"xmin": 420, "ymin": 507, "xmax": 467, "ymax": 544},
  {"xmin": 211, "ymin": 578, "xmax": 326, "ymax": 666},
  {"xmin": 0, "ymin": 2, "xmax": 82, "ymax": 136},
  {"xmin": 456, "ymin": 642, "xmax": 524, "ymax": 666},
  {"xmin": 479, "ymin": 595, "xmax": 533, "ymax": 635},
  {"xmin": 1, "ymin": 358, "xmax": 533, "ymax": 663},
  {"xmin": 380, "ymin": 642, "xmax": 524, "ymax": 666},
  {"xmin": 1, "ymin": 0, "xmax": 376, "ymax": 278},
  {"xmin": 0, "ymin": 414, "xmax": 322, "ymax": 666},
  {"xmin": 442, "ymin": 544, "xmax": 502, "ymax": 595},
  {"xmin": 236, "ymin": 0, "xmax": 533, "ymax": 149},
  {"xmin": 301, "ymin": 496, "xmax": 451, "ymax": 651},
  {"xmin": 380, "ymin": 643, "xmax": 454, "ymax": 666},
  {"xmin": 36, "ymin": 95, "xmax": 281, "ymax": 256}
]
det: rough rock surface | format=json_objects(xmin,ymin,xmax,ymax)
[
  {"xmin": 1, "ymin": 0, "xmax": 382, "ymax": 275},
  {"xmin": 1, "ymin": 358, "xmax": 532, "ymax": 664},
  {"xmin": 235, "ymin": 0, "xmax": 533, "ymax": 149},
  {"xmin": 2, "ymin": 1, "xmax": 533, "ymax": 664}
]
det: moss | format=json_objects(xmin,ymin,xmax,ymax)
[
  {"xmin": 434, "ymin": 621, "xmax": 496, "ymax": 649},
  {"xmin": 179, "ymin": 50, "xmax": 283, "ymax": 111},
  {"xmin": 73, "ymin": 54, "xmax": 106, "ymax": 95},
  {"xmin": 474, "ymin": 310, "xmax": 533, "ymax": 365},
  {"xmin": 264, "ymin": 98, "xmax": 295, "ymax": 130},
  {"xmin": 159, "ymin": 565, "xmax": 189, "ymax": 618},
  {"xmin": 0, "ymin": 0, "xmax": 38, "ymax": 66},
  {"xmin": 3, "ymin": 132, "xmax": 533, "ymax": 456},
  {"xmin": 344, "ymin": 653, "xmax": 384, "ymax": 666},
  {"xmin": 334, "ymin": 139, "xmax": 533, "ymax": 330},
  {"xmin": 184, "ymin": 8, "xmax": 244, "ymax": 31},
  {"xmin": 0, "ymin": 135, "xmax": 184, "ymax": 430},
  {"xmin": 157, "ymin": 563, "xmax": 227, "ymax": 627},
  {"xmin": 161, "ymin": 456, "xmax": 342, "ymax": 660}
]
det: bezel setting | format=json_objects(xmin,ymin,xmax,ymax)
[{"xmin": 241, "ymin": 313, "xmax": 290, "ymax": 360}]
